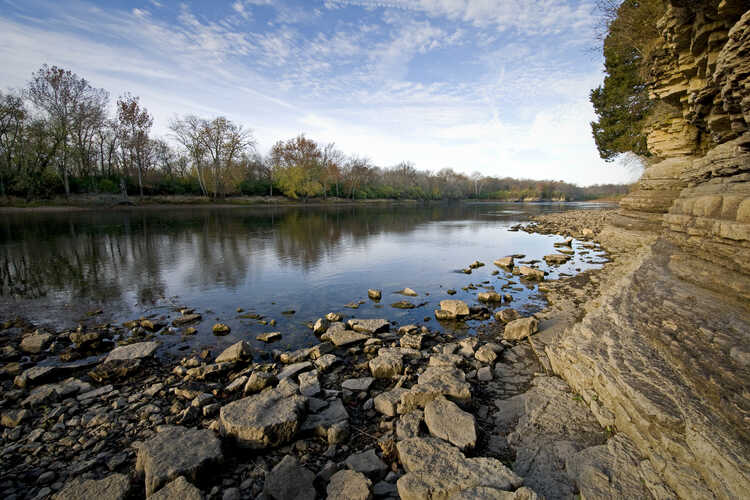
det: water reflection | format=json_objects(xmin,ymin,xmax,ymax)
[{"xmin": 0, "ymin": 202, "xmax": 610, "ymax": 349}]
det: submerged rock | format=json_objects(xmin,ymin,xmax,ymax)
[
  {"xmin": 494, "ymin": 256, "xmax": 514, "ymax": 268},
  {"xmin": 368, "ymin": 289, "xmax": 382, "ymax": 300},
  {"xmin": 211, "ymin": 323, "xmax": 231, "ymax": 335}
]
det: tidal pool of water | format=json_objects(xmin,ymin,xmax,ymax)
[{"xmin": 0, "ymin": 202, "xmax": 611, "ymax": 353}]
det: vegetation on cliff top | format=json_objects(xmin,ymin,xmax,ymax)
[{"xmin": 590, "ymin": 0, "xmax": 666, "ymax": 161}]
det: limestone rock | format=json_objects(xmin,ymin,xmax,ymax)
[
  {"xmin": 518, "ymin": 266, "xmax": 544, "ymax": 281},
  {"xmin": 327, "ymin": 470, "xmax": 372, "ymax": 500},
  {"xmin": 397, "ymin": 410, "xmax": 424, "ymax": 440},
  {"xmin": 374, "ymin": 388, "xmax": 407, "ymax": 417},
  {"xmin": 495, "ymin": 309, "xmax": 520, "ymax": 323},
  {"xmin": 215, "ymin": 341, "xmax": 252, "ymax": 363},
  {"xmin": 211, "ymin": 323, "xmax": 230, "ymax": 335},
  {"xmin": 327, "ymin": 328, "xmax": 369, "ymax": 347},
  {"xmin": 369, "ymin": 353, "xmax": 403, "ymax": 379},
  {"xmin": 424, "ymin": 397, "xmax": 477, "ymax": 450},
  {"xmin": 135, "ymin": 426, "xmax": 222, "ymax": 496},
  {"xmin": 543, "ymin": 254, "xmax": 571, "ymax": 265},
  {"xmin": 150, "ymin": 476, "xmax": 203, "ymax": 500},
  {"xmin": 313, "ymin": 317, "xmax": 329, "ymax": 335},
  {"xmin": 345, "ymin": 449, "xmax": 388, "ymax": 478},
  {"xmin": 439, "ymin": 300, "xmax": 470, "ymax": 318},
  {"xmin": 396, "ymin": 438, "xmax": 522, "ymax": 499},
  {"xmin": 503, "ymin": 317, "xmax": 539, "ymax": 341},
  {"xmin": 20, "ymin": 332, "xmax": 52, "ymax": 354},
  {"xmin": 256, "ymin": 332, "xmax": 281, "ymax": 342},
  {"xmin": 105, "ymin": 341, "xmax": 159, "ymax": 362},
  {"xmin": 347, "ymin": 318, "xmax": 390, "ymax": 333},
  {"xmin": 368, "ymin": 289, "xmax": 382, "ymax": 300},
  {"xmin": 399, "ymin": 287, "xmax": 418, "ymax": 296},
  {"xmin": 478, "ymin": 292, "xmax": 502, "ymax": 302},
  {"xmin": 475, "ymin": 344, "xmax": 498, "ymax": 364},
  {"xmin": 342, "ymin": 377, "xmax": 374, "ymax": 392},
  {"xmin": 52, "ymin": 473, "xmax": 131, "ymax": 500},
  {"xmin": 263, "ymin": 455, "xmax": 316, "ymax": 500},
  {"xmin": 494, "ymin": 256, "xmax": 514, "ymax": 268},
  {"xmin": 244, "ymin": 371, "xmax": 277, "ymax": 394},
  {"xmin": 300, "ymin": 398, "xmax": 348, "ymax": 438},
  {"xmin": 219, "ymin": 388, "xmax": 307, "ymax": 449}
]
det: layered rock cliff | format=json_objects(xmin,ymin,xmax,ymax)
[{"xmin": 541, "ymin": 3, "xmax": 750, "ymax": 499}]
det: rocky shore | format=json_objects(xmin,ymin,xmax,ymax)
[{"xmin": 4, "ymin": 206, "xmax": 717, "ymax": 500}]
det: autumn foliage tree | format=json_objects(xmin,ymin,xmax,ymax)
[{"xmin": 270, "ymin": 135, "xmax": 324, "ymax": 199}]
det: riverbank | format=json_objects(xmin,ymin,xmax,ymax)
[
  {"xmin": 1, "ymin": 208, "xmax": 742, "ymax": 499},
  {"xmin": 0, "ymin": 194, "xmax": 615, "ymax": 213}
]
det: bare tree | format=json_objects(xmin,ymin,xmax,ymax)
[
  {"xmin": 117, "ymin": 93, "xmax": 153, "ymax": 198},
  {"xmin": 0, "ymin": 92, "xmax": 27, "ymax": 197},
  {"xmin": 200, "ymin": 116, "xmax": 255, "ymax": 199}
]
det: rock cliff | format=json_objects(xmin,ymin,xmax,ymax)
[{"xmin": 548, "ymin": 3, "xmax": 750, "ymax": 498}]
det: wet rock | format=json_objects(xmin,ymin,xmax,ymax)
[
  {"xmin": 105, "ymin": 341, "xmax": 159, "ymax": 362},
  {"xmin": 494, "ymin": 309, "xmax": 520, "ymax": 323},
  {"xmin": 391, "ymin": 301, "xmax": 416, "ymax": 309},
  {"xmin": 135, "ymin": 426, "xmax": 222, "ymax": 496},
  {"xmin": 70, "ymin": 330, "xmax": 102, "ymax": 348},
  {"xmin": 424, "ymin": 397, "xmax": 477, "ymax": 450},
  {"xmin": 399, "ymin": 287, "xmax": 418, "ymax": 296},
  {"xmin": 215, "ymin": 341, "xmax": 252, "ymax": 363},
  {"xmin": 346, "ymin": 449, "xmax": 389, "ymax": 479},
  {"xmin": 89, "ymin": 359, "xmax": 142, "ymax": 383},
  {"xmin": 326, "ymin": 312, "xmax": 342, "ymax": 322},
  {"xmin": 478, "ymin": 292, "xmax": 503, "ymax": 303},
  {"xmin": 256, "ymin": 332, "xmax": 282, "ymax": 342},
  {"xmin": 543, "ymin": 254, "xmax": 571, "ymax": 265},
  {"xmin": 503, "ymin": 317, "xmax": 539, "ymax": 341},
  {"xmin": 172, "ymin": 313, "xmax": 202, "ymax": 326},
  {"xmin": 368, "ymin": 289, "xmax": 382, "ymax": 300},
  {"xmin": 369, "ymin": 353, "xmax": 403, "ymax": 379},
  {"xmin": 469, "ymin": 260, "xmax": 484, "ymax": 269},
  {"xmin": 52, "ymin": 473, "xmax": 131, "ymax": 500},
  {"xmin": 518, "ymin": 266, "xmax": 544, "ymax": 281},
  {"xmin": 494, "ymin": 256, "xmax": 514, "ymax": 268},
  {"xmin": 20, "ymin": 332, "xmax": 52, "ymax": 354},
  {"xmin": 211, "ymin": 323, "xmax": 231, "ymax": 335},
  {"xmin": 396, "ymin": 438, "xmax": 522, "ymax": 499},
  {"xmin": 263, "ymin": 455, "xmax": 316, "ymax": 500},
  {"xmin": 150, "ymin": 476, "xmax": 204, "ymax": 500},
  {"xmin": 244, "ymin": 371, "xmax": 277, "ymax": 394},
  {"xmin": 219, "ymin": 388, "xmax": 307, "ymax": 449},
  {"xmin": 313, "ymin": 318, "xmax": 329, "ymax": 335},
  {"xmin": 327, "ymin": 470, "xmax": 372, "ymax": 500},
  {"xmin": 347, "ymin": 318, "xmax": 390, "ymax": 334},
  {"xmin": 438, "ymin": 300, "xmax": 470, "ymax": 318}
]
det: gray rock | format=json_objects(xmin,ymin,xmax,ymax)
[
  {"xmin": 244, "ymin": 371, "xmax": 277, "ymax": 394},
  {"xmin": 396, "ymin": 438, "xmax": 522, "ymax": 500},
  {"xmin": 347, "ymin": 319, "xmax": 390, "ymax": 334},
  {"xmin": 105, "ymin": 341, "xmax": 159, "ymax": 362},
  {"xmin": 52, "ymin": 473, "xmax": 130, "ymax": 500},
  {"xmin": 14, "ymin": 366, "xmax": 56, "ymax": 388},
  {"xmin": 345, "ymin": 449, "xmax": 388, "ymax": 479},
  {"xmin": 374, "ymin": 388, "xmax": 407, "ymax": 417},
  {"xmin": 503, "ymin": 317, "xmax": 539, "ymax": 341},
  {"xmin": 424, "ymin": 397, "xmax": 477, "ymax": 450},
  {"xmin": 327, "ymin": 470, "xmax": 372, "ymax": 500},
  {"xmin": 219, "ymin": 388, "xmax": 307, "ymax": 449},
  {"xmin": 342, "ymin": 377, "xmax": 374, "ymax": 392},
  {"xmin": 301, "ymin": 398, "xmax": 349, "ymax": 438},
  {"xmin": 278, "ymin": 361, "xmax": 313, "ymax": 380},
  {"xmin": 314, "ymin": 353, "xmax": 338, "ymax": 372},
  {"xmin": 216, "ymin": 340, "xmax": 253, "ymax": 363},
  {"xmin": 263, "ymin": 455, "xmax": 316, "ymax": 500},
  {"xmin": 298, "ymin": 370, "xmax": 320, "ymax": 397},
  {"xmin": 135, "ymin": 426, "xmax": 222, "ymax": 496},
  {"xmin": 477, "ymin": 367, "xmax": 493, "ymax": 381},
  {"xmin": 327, "ymin": 328, "xmax": 369, "ymax": 347},
  {"xmin": 150, "ymin": 476, "xmax": 203, "ymax": 500}
]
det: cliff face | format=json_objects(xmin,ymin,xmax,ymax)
[
  {"xmin": 615, "ymin": 1, "xmax": 750, "ymax": 299},
  {"xmin": 541, "ymin": 3, "xmax": 750, "ymax": 499}
]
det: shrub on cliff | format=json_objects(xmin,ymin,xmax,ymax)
[{"xmin": 590, "ymin": 0, "xmax": 666, "ymax": 161}]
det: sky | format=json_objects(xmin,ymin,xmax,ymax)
[{"xmin": 0, "ymin": 0, "xmax": 641, "ymax": 186}]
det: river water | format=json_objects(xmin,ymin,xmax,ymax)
[{"xmin": 0, "ymin": 202, "xmax": 610, "ymax": 353}]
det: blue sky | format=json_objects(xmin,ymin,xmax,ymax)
[{"xmin": 0, "ymin": 0, "xmax": 641, "ymax": 185}]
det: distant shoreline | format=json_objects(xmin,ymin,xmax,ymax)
[{"xmin": 0, "ymin": 194, "xmax": 619, "ymax": 213}]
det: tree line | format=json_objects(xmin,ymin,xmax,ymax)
[{"xmin": 0, "ymin": 64, "xmax": 628, "ymax": 202}]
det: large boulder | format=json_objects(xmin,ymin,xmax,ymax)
[
  {"xmin": 503, "ymin": 317, "xmax": 539, "ymax": 341},
  {"xmin": 424, "ymin": 398, "xmax": 477, "ymax": 451},
  {"xmin": 105, "ymin": 341, "xmax": 159, "ymax": 362},
  {"xmin": 135, "ymin": 426, "xmax": 222, "ymax": 496},
  {"xmin": 327, "ymin": 470, "xmax": 373, "ymax": 500},
  {"xmin": 52, "ymin": 473, "xmax": 131, "ymax": 500},
  {"xmin": 219, "ymin": 388, "xmax": 307, "ymax": 449},
  {"xmin": 396, "ymin": 438, "xmax": 522, "ymax": 499},
  {"xmin": 263, "ymin": 455, "xmax": 316, "ymax": 500}
]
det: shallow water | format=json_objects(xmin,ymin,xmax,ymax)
[{"xmin": 0, "ymin": 202, "xmax": 610, "ymax": 352}]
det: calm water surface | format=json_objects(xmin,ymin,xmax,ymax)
[{"xmin": 0, "ymin": 202, "xmax": 610, "ymax": 353}]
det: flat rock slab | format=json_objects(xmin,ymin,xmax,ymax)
[
  {"xmin": 450, "ymin": 486, "xmax": 543, "ymax": 499},
  {"xmin": 215, "ymin": 340, "xmax": 252, "ymax": 363},
  {"xmin": 105, "ymin": 341, "xmax": 159, "ymax": 362},
  {"xmin": 342, "ymin": 377, "xmax": 374, "ymax": 392},
  {"xmin": 220, "ymin": 388, "xmax": 307, "ymax": 449},
  {"xmin": 150, "ymin": 476, "xmax": 203, "ymax": 500},
  {"xmin": 347, "ymin": 318, "xmax": 390, "ymax": 333},
  {"xmin": 327, "ymin": 470, "xmax": 372, "ymax": 500},
  {"xmin": 424, "ymin": 397, "xmax": 477, "ymax": 450},
  {"xmin": 278, "ymin": 361, "xmax": 313, "ymax": 380},
  {"xmin": 439, "ymin": 300, "xmax": 470, "ymax": 317},
  {"xmin": 136, "ymin": 426, "xmax": 222, "ymax": 496},
  {"xmin": 396, "ymin": 437, "xmax": 522, "ymax": 499},
  {"xmin": 328, "ymin": 329, "xmax": 369, "ymax": 347},
  {"xmin": 345, "ymin": 449, "xmax": 389, "ymax": 478},
  {"xmin": 300, "ymin": 398, "xmax": 349, "ymax": 437},
  {"xmin": 52, "ymin": 473, "xmax": 131, "ymax": 500},
  {"xmin": 263, "ymin": 455, "xmax": 316, "ymax": 500}
]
